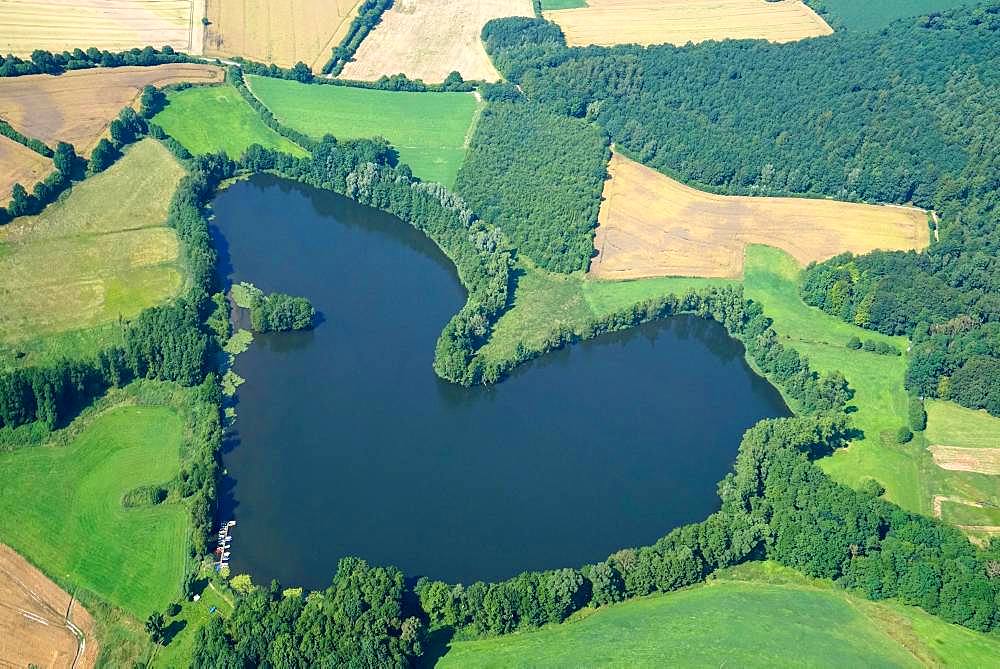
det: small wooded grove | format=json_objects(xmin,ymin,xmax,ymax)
[{"xmin": 479, "ymin": 6, "xmax": 1000, "ymax": 418}]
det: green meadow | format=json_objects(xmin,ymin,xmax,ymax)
[
  {"xmin": 477, "ymin": 260, "xmax": 734, "ymax": 363},
  {"xmin": 153, "ymin": 84, "xmax": 308, "ymax": 158},
  {"xmin": 541, "ymin": 0, "xmax": 588, "ymax": 9},
  {"xmin": 808, "ymin": 0, "xmax": 976, "ymax": 30},
  {"xmin": 0, "ymin": 403, "xmax": 188, "ymax": 618},
  {"xmin": 440, "ymin": 562, "xmax": 1000, "ymax": 668},
  {"xmin": 0, "ymin": 139, "xmax": 184, "ymax": 369},
  {"xmin": 246, "ymin": 76, "xmax": 480, "ymax": 187},
  {"xmin": 743, "ymin": 244, "xmax": 1000, "ymax": 519},
  {"xmin": 153, "ymin": 580, "xmax": 233, "ymax": 669}
]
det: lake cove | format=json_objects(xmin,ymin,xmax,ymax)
[{"xmin": 212, "ymin": 174, "xmax": 790, "ymax": 589}]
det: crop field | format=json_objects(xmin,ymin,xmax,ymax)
[
  {"xmin": 247, "ymin": 76, "xmax": 480, "ymax": 186},
  {"xmin": 804, "ymin": 0, "xmax": 976, "ymax": 31},
  {"xmin": 0, "ymin": 134, "xmax": 51, "ymax": 201},
  {"xmin": 590, "ymin": 153, "xmax": 929, "ymax": 279},
  {"xmin": 544, "ymin": 0, "xmax": 832, "ymax": 48},
  {"xmin": 0, "ymin": 544, "xmax": 98, "ymax": 669},
  {"xmin": 0, "ymin": 405, "xmax": 187, "ymax": 618},
  {"xmin": 152, "ymin": 83, "xmax": 308, "ymax": 157},
  {"xmin": 477, "ymin": 259, "xmax": 734, "ymax": 363},
  {"xmin": 743, "ymin": 245, "xmax": 1000, "ymax": 522},
  {"xmin": 340, "ymin": 0, "xmax": 534, "ymax": 83},
  {"xmin": 205, "ymin": 0, "xmax": 361, "ymax": 69},
  {"xmin": 0, "ymin": 139, "xmax": 185, "ymax": 350},
  {"xmin": 440, "ymin": 562, "xmax": 1000, "ymax": 667},
  {"xmin": 0, "ymin": 0, "xmax": 201, "ymax": 57},
  {"xmin": 0, "ymin": 64, "xmax": 223, "ymax": 158}
]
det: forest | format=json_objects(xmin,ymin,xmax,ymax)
[{"xmin": 479, "ymin": 6, "xmax": 1000, "ymax": 417}]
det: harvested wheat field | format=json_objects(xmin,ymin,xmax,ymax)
[
  {"xmin": 0, "ymin": 63, "xmax": 223, "ymax": 157},
  {"xmin": 205, "ymin": 0, "xmax": 362, "ymax": 70},
  {"xmin": 590, "ymin": 153, "xmax": 928, "ymax": 279},
  {"xmin": 341, "ymin": 0, "xmax": 534, "ymax": 83},
  {"xmin": 0, "ymin": 0, "xmax": 200, "ymax": 57},
  {"xmin": 930, "ymin": 446, "xmax": 1000, "ymax": 476},
  {"xmin": 0, "ymin": 544, "xmax": 98, "ymax": 669},
  {"xmin": 545, "ymin": 0, "xmax": 832, "ymax": 48},
  {"xmin": 0, "ymin": 135, "xmax": 52, "ymax": 201}
]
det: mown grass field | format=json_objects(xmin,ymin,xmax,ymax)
[
  {"xmin": 0, "ymin": 405, "xmax": 188, "ymax": 618},
  {"xmin": 806, "ymin": 0, "xmax": 976, "ymax": 30},
  {"xmin": 246, "ymin": 76, "xmax": 480, "ymax": 186},
  {"xmin": 478, "ymin": 259, "xmax": 734, "ymax": 363},
  {"xmin": 743, "ymin": 245, "xmax": 1000, "ymax": 520},
  {"xmin": 153, "ymin": 84, "xmax": 308, "ymax": 158},
  {"xmin": 0, "ymin": 139, "xmax": 184, "ymax": 366},
  {"xmin": 440, "ymin": 562, "xmax": 1000, "ymax": 667}
]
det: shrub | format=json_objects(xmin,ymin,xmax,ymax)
[
  {"xmin": 846, "ymin": 336, "xmax": 862, "ymax": 349},
  {"xmin": 896, "ymin": 426, "xmax": 914, "ymax": 443},
  {"xmin": 909, "ymin": 397, "xmax": 927, "ymax": 431}
]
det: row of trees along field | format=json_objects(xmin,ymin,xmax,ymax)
[
  {"xmin": 455, "ymin": 101, "xmax": 609, "ymax": 273},
  {"xmin": 0, "ymin": 45, "xmax": 193, "ymax": 77},
  {"xmin": 481, "ymin": 4, "xmax": 1000, "ymax": 416}
]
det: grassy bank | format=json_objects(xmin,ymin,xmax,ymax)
[
  {"xmin": 153, "ymin": 84, "xmax": 308, "ymax": 158},
  {"xmin": 743, "ymin": 244, "xmax": 1000, "ymax": 520},
  {"xmin": 439, "ymin": 562, "xmax": 1000, "ymax": 667},
  {"xmin": 246, "ymin": 76, "xmax": 480, "ymax": 186},
  {"xmin": 477, "ymin": 260, "xmax": 735, "ymax": 363},
  {"xmin": 0, "ymin": 139, "xmax": 185, "ymax": 370}
]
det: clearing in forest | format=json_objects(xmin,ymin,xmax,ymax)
[
  {"xmin": 0, "ymin": 0, "xmax": 201, "ymax": 57},
  {"xmin": 247, "ymin": 76, "xmax": 480, "ymax": 186},
  {"xmin": 590, "ymin": 153, "xmax": 928, "ymax": 280},
  {"xmin": 545, "ymin": 0, "xmax": 832, "ymax": 47},
  {"xmin": 0, "ymin": 544, "xmax": 98, "ymax": 669},
  {"xmin": 0, "ymin": 63, "xmax": 223, "ymax": 158},
  {"xmin": 0, "ymin": 139, "xmax": 186, "ymax": 345},
  {"xmin": 340, "ymin": 0, "xmax": 534, "ymax": 83},
  {"xmin": 0, "ymin": 134, "xmax": 51, "ymax": 201},
  {"xmin": 204, "ymin": 0, "xmax": 362, "ymax": 70},
  {"xmin": 441, "ymin": 562, "xmax": 1000, "ymax": 667},
  {"xmin": 152, "ymin": 84, "xmax": 308, "ymax": 157}
]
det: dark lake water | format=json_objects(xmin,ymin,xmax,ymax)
[{"xmin": 212, "ymin": 174, "xmax": 789, "ymax": 590}]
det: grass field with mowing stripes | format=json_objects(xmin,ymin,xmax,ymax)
[
  {"xmin": 0, "ymin": 405, "xmax": 187, "ymax": 618},
  {"xmin": 153, "ymin": 84, "xmax": 308, "ymax": 158},
  {"xmin": 246, "ymin": 76, "xmax": 480, "ymax": 187}
]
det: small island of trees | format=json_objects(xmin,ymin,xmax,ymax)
[{"xmin": 232, "ymin": 282, "xmax": 315, "ymax": 332}]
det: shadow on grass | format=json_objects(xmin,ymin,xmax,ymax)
[{"xmin": 416, "ymin": 626, "xmax": 456, "ymax": 668}]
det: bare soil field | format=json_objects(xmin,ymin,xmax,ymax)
[
  {"xmin": 0, "ymin": 0, "xmax": 200, "ymax": 57},
  {"xmin": 0, "ymin": 544, "xmax": 98, "ymax": 669},
  {"xmin": 0, "ymin": 64, "xmax": 223, "ymax": 157},
  {"xmin": 589, "ymin": 153, "xmax": 928, "ymax": 279},
  {"xmin": 0, "ymin": 135, "xmax": 52, "ymax": 201},
  {"xmin": 341, "ymin": 0, "xmax": 534, "ymax": 83},
  {"xmin": 205, "ymin": 0, "xmax": 362, "ymax": 70},
  {"xmin": 545, "ymin": 0, "xmax": 832, "ymax": 47},
  {"xmin": 930, "ymin": 446, "xmax": 1000, "ymax": 476}
]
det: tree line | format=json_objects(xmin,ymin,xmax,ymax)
[
  {"xmin": 479, "ymin": 8, "xmax": 1000, "ymax": 417},
  {"xmin": 321, "ymin": 0, "xmax": 395, "ymax": 76},
  {"xmin": 0, "ymin": 45, "xmax": 193, "ymax": 77}
]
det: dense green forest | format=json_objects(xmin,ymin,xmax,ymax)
[
  {"xmin": 481, "ymin": 6, "xmax": 1000, "ymax": 416},
  {"xmin": 455, "ymin": 101, "xmax": 609, "ymax": 273}
]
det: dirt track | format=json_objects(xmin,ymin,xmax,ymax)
[
  {"xmin": 341, "ymin": 0, "xmax": 534, "ymax": 83},
  {"xmin": 0, "ymin": 134, "xmax": 52, "ymax": 200},
  {"xmin": 590, "ymin": 153, "xmax": 929, "ymax": 279},
  {"xmin": 0, "ymin": 64, "xmax": 223, "ymax": 158},
  {"xmin": 545, "ymin": 0, "xmax": 832, "ymax": 47},
  {"xmin": 0, "ymin": 544, "xmax": 98, "ymax": 669}
]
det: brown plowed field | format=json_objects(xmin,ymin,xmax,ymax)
[
  {"xmin": 930, "ymin": 446, "xmax": 1000, "ymax": 476},
  {"xmin": 0, "ymin": 0, "xmax": 198, "ymax": 57},
  {"xmin": 0, "ymin": 64, "xmax": 224, "ymax": 157},
  {"xmin": 545, "ymin": 0, "xmax": 832, "ymax": 48},
  {"xmin": 340, "ymin": 0, "xmax": 534, "ymax": 83},
  {"xmin": 0, "ymin": 544, "xmax": 98, "ymax": 669},
  {"xmin": 0, "ymin": 135, "xmax": 52, "ymax": 201},
  {"xmin": 205, "ymin": 0, "xmax": 362, "ymax": 70},
  {"xmin": 590, "ymin": 153, "xmax": 928, "ymax": 279}
]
